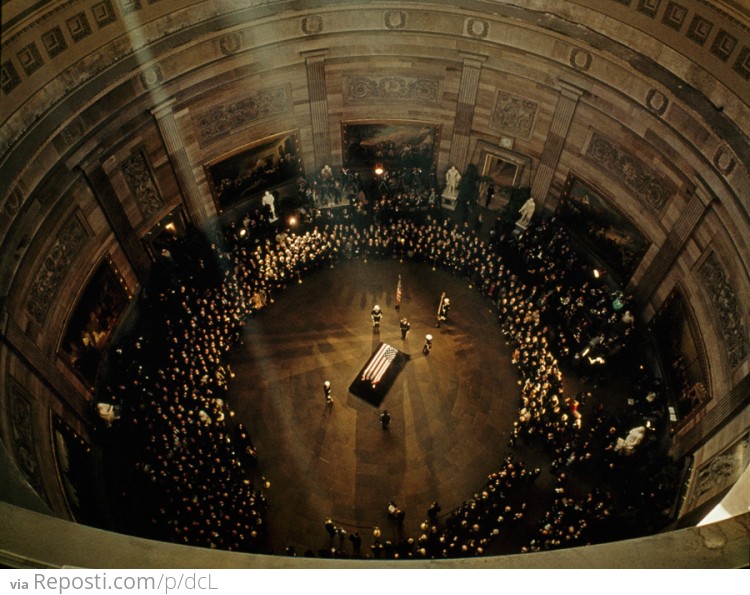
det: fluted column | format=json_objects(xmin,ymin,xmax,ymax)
[
  {"xmin": 632, "ymin": 187, "xmax": 711, "ymax": 305},
  {"xmin": 303, "ymin": 50, "xmax": 331, "ymax": 168},
  {"xmin": 151, "ymin": 99, "xmax": 208, "ymax": 224},
  {"xmin": 447, "ymin": 52, "xmax": 487, "ymax": 170},
  {"xmin": 80, "ymin": 157, "xmax": 151, "ymax": 285},
  {"xmin": 531, "ymin": 81, "xmax": 584, "ymax": 209}
]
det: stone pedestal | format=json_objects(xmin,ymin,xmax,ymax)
[
  {"xmin": 513, "ymin": 220, "xmax": 529, "ymax": 236},
  {"xmin": 441, "ymin": 189, "xmax": 458, "ymax": 210}
]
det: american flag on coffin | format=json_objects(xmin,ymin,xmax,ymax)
[{"xmin": 362, "ymin": 343, "xmax": 398, "ymax": 387}]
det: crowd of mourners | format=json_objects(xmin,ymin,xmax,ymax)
[{"xmin": 99, "ymin": 168, "xmax": 676, "ymax": 558}]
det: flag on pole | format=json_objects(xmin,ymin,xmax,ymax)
[{"xmin": 396, "ymin": 275, "xmax": 402, "ymax": 306}]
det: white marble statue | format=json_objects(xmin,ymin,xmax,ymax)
[
  {"xmin": 96, "ymin": 403, "xmax": 119, "ymax": 428},
  {"xmin": 262, "ymin": 190, "xmax": 277, "ymax": 222},
  {"xmin": 445, "ymin": 166, "xmax": 461, "ymax": 196},
  {"xmin": 517, "ymin": 196, "xmax": 536, "ymax": 226},
  {"xmin": 614, "ymin": 425, "xmax": 646, "ymax": 456}
]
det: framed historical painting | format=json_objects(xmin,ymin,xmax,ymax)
[
  {"xmin": 341, "ymin": 120, "xmax": 441, "ymax": 175},
  {"xmin": 205, "ymin": 130, "xmax": 304, "ymax": 212},
  {"xmin": 473, "ymin": 140, "xmax": 531, "ymax": 207},
  {"xmin": 59, "ymin": 259, "xmax": 130, "ymax": 391},
  {"xmin": 649, "ymin": 287, "xmax": 709, "ymax": 421},
  {"xmin": 557, "ymin": 175, "xmax": 650, "ymax": 283}
]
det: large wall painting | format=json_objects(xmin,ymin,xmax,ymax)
[
  {"xmin": 59, "ymin": 259, "xmax": 130, "ymax": 391},
  {"xmin": 205, "ymin": 131, "xmax": 303, "ymax": 212},
  {"xmin": 557, "ymin": 175, "xmax": 650, "ymax": 283},
  {"xmin": 342, "ymin": 120, "xmax": 440, "ymax": 175}
]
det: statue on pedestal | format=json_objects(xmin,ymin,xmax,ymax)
[
  {"xmin": 517, "ymin": 196, "xmax": 536, "ymax": 226},
  {"xmin": 444, "ymin": 166, "xmax": 461, "ymax": 197},
  {"xmin": 262, "ymin": 190, "xmax": 277, "ymax": 222}
]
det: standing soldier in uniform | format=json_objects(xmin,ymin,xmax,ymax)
[
  {"xmin": 436, "ymin": 295, "xmax": 451, "ymax": 328},
  {"xmin": 399, "ymin": 317, "xmax": 411, "ymax": 340},
  {"xmin": 371, "ymin": 304, "xmax": 382, "ymax": 332},
  {"xmin": 422, "ymin": 334, "xmax": 433, "ymax": 356},
  {"xmin": 323, "ymin": 380, "xmax": 333, "ymax": 404}
]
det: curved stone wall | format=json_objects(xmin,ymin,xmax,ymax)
[{"xmin": 0, "ymin": 0, "xmax": 748, "ymax": 548}]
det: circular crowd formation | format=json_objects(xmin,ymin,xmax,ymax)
[{"xmin": 99, "ymin": 197, "xmax": 680, "ymax": 559}]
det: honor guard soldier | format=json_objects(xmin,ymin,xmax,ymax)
[
  {"xmin": 371, "ymin": 305, "xmax": 382, "ymax": 332},
  {"xmin": 423, "ymin": 334, "xmax": 433, "ymax": 356},
  {"xmin": 399, "ymin": 317, "xmax": 411, "ymax": 340},
  {"xmin": 437, "ymin": 296, "xmax": 451, "ymax": 327},
  {"xmin": 323, "ymin": 380, "xmax": 333, "ymax": 404}
]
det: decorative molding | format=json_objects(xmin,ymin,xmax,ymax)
[
  {"xmin": 646, "ymin": 88, "xmax": 669, "ymax": 115},
  {"xmin": 636, "ymin": 0, "xmax": 662, "ymax": 18},
  {"xmin": 219, "ymin": 32, "xmax": 242, "ymax": 55},
  {"xmin": 713, "ymin": 145, "xmax": 736, "ymax": 175},
  {"xmin": 733, "ymin": 46, "xmax": 750, "ymax": 81},
  {"xmin": 686, "ymin": 15, "xmax": 714, "ymax": 46},
  {"xmin": 466, "ymin": 18, "xmax": 489, "ymax": 39},
  {"xmin": 41, "ymin": 27, "xmax": 68, "ymax": 59},
  {"xmin": 1, "ymin": 188, "xmax": 24, "ymax": 218},
  {"xmin": 662, "ymin": 1, "xmax": 688, "ymax": 32},
  {"xmin": 710, "ymin": 29, "xmax": 738, "ymax": 62},
  {"xmin": 384, "ymin": 10, "xmax": 406, "ymax": 30},
  {"xmin": 65, "ymin": 12, "xmax": 92, "ymax": 43},
  {"xmin": 27, "ymin": 214, "xmax": 88, "ymax": 325},
  {"xmin": 301, "ymin": 15, "xmax": 323, "ymax": 35},
  {"xmin": 118, "ymin": 0, "xmax": 143, "ymax": 15},
  {"xmin": 569, "ymin": 48, "xmax": 592, "ymax": 71},
  {"xmin": 92, "ymin": 0, "xmax": 118, "ymax": 29},
  {"xmin": 699, "ymin": 252, "xmax": 749, "ymax": 369},
  {"xmin": 139, "ymin": 64, "xmax": 163, "ymax": 89},
  {"xmin": 122, "ymin": 152, "xmax": 163, "ymax": 219},
  {"xmin": 59, "ymin": 117, "xmax": 85, "ymax": 147},
  {"xmin": 585, "ymin": 132, "xmax": 673, "ymax": 211},
  {"xmin": 685, "ymin": 432, "xmax": 750, "ymax": 511},
  {"xmin": 8, "ymin": 379, "xmax": 46, "ymax": 499},
  {"xmin": 17, "ymin": 43, "xmax": 44, "ymax": 76},
  {"xmin": 490, "ymin": 91, "xmax": 538, "ymax": 139},
  {"xmin": 344, "ymin": 76, "xmax": 439, "ymax": 104},
  {"xmin": 1, "ymin": 61, "xmax": 22, "ymax": 95},
  {"xmin": 194, "ymin": 86, "xmax": 291, "ymax": 145}
]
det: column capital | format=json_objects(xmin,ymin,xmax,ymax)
[
  {"xmin": 557, "ymin": 79, "xmax": 586, "ymax": 99},
  {"xmin": 693, "ymin": 181, "xmax": 716, "ymax": 208},
  {"xmin": 77, "ymin": 148, "xmax": 107, "ymax": 176},
  {"xmin": 301, "ymin": 49, "xmax": 329, "ymax": 62},
  {"xmin": 459, "ymin": 51, "xmax": 489, "ymax": 68},
  {"xmin": 150, "ymin": 98, "xmax": 177, "ymax": 120}
]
